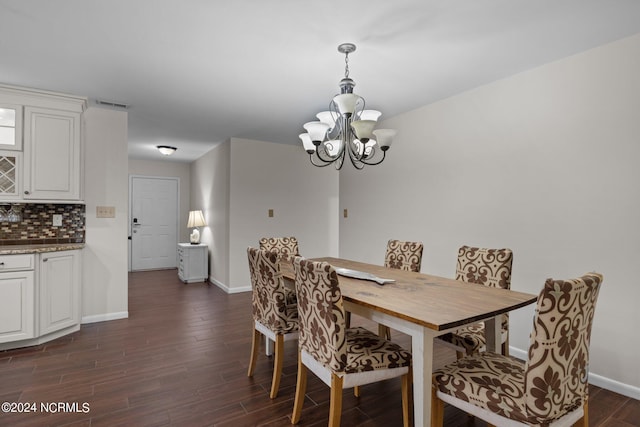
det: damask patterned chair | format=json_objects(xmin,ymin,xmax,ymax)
[
  {"xmin": 246, "ymin": 247, "xmax": 299, "ymax": 399},
  {"xmin": 291, "ymin": 257, "xmax": 412, "ymax": 427},
  {"xmin": 431, "ymin": 272, "xmax": 603, "ymax": 427},
  {"xmin": 384, "ymin": 239, "xmax": 424, "ymax": 272},
  {"xmin": 259, "ymin": 236, "xmax": 300, "ymax": 305},
  {"xmin": 438, "ymin": 246, "xmax": 513, "ymax": 357},
  {"xmin": 376, "ymin": 239, "xmax": 424, "ymax": 339},
  {"xmin": 259, "ymin": 236, "xmax": 300, "ymax": 261}
]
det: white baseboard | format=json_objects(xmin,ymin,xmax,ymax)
[
  {"xmin": 509, "ymin": 346, "xmax": 640, "ymax": 400},
  {"xmin": 209, "ymin": 276, "xmax": 251, "ymax": 294},
  {"xmin": 81, "ymin": 311, "xmax": 129, "ymax": 324}
]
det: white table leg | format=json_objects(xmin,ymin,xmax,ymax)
[
  {"xmin": 411, "ymin": 327, "xmax": 433, "ymax": 427},
  {"xmin": 485, "ymin": 315, "xmax": 501, "ymax": 353},
  {"xmin": 265, "ymin": 337, "xmax": 274, "ymax": 356}
]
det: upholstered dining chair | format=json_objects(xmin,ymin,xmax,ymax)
[
  {"xmin": 259, "ymin": 236, "xmax": 300, "ymax": 305},
  {"xmin": 437, "ymin": 246, "xmax": 513, "ymax": 358},
  {"xmin": 375, "ymin": 239, "xmax": 424, "ymax": 339},
  {"xmin": 259, "ymin": 236, "xmax": 300, "ymax": 261},
  {"xmin": 432, "ymin": 272, "xmax": 603, "ymax": 427},
  {"xmin": 291, "ymin": 257, "xmax": 412, "ymax": 427},
  {"xmin": 246, "ymin": 247, "xmax": 299, "ymax": 399}
]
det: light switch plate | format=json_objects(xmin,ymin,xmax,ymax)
[{"xmin": 96, "ymin": 206, "xmax": 116, "ymax": 218}]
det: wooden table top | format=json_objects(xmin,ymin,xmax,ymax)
[{"xmin": 284, "ymin": 257, "xmax": 537, "ymax": 332}]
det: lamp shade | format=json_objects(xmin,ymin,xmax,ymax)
[
  {"xmin": 372, "ymin": 129, "xmax": 396, "ymax": 150},
  {"xmin": 187, "ymin": 210, "xmax": 207, "ymax": 228},
  {"xmin": 303, "ymin": 121, "xmax": 330, "ymax": 143},
  {"xmin": 299, "ymin": 133, "xmax": 315, "ymax": 153}
]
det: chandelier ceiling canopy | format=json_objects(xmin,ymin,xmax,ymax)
[{"xmin": 299, "ymin": 43, "xmax": 396, "ymax": 170}]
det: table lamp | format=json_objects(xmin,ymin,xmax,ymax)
[{"xmin": 187, "ymin": 210, "xmax": 207, "ymax": 244}]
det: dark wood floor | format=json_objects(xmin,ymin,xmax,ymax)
[{"xmin": 0, "ymin": 269, "xmax": 637, "ymax": 426}]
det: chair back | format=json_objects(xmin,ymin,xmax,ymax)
[
  {"xmin": 259, "ymin": 236, "xmax": 300, "ymax": 261},
  {"xmin": 247, "ymin": 247, "xmax": 295, "ymax": 333},
  {"xmin": 524, "ymin": 273, "xmax": 603, "ymax": 424},
  {"xmin": 456, "ymin": 246, "xmax": 513, "ymax": 330},
  {"xmin": 384, "ymin": 239, "xmax": 423, "ymax": 272},
  {"xmin": 293, "ymin": 257, "xmax": 348, "ymax": 373},
  {"xmin": 455, "ymin": 246, "xmax": 513, "ymax": 289}
]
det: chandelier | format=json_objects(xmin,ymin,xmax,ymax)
[{"xmin": 299, "ymin": 43, "xmax": 396, "ymax": 170}]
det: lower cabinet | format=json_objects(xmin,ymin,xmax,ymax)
[
  {"xmin": 0, "ymin": 270, "xmax": 35, "ymax": 343},
  {"xmin": 39, "ymin": 250, "xmax": 80, "ymax": 336},
  {"xmin": 0, "ymin": 249, "xmax": 80, "ymax": 350}
]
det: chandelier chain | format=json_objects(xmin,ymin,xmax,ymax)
[{"xmin": 344, "ymin": 52, "xmax": 350, "ymax": 78}]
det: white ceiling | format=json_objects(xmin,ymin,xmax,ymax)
[{"xmin": 2, "ymin": 1, "xmax": 640, "ymax": 162}]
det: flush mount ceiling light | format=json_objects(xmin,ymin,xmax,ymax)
[
  {"xmin": 157, "ymin": 145, "xmax": 177, "ymax": 156},
  {"xmin": 299, "ymin": 43, "xmax": 396, "ymax": 170}
]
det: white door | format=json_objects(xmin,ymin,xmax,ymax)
[{"xmin": 130, "ymin": 176, "xmax": 179, "ymax": 271}]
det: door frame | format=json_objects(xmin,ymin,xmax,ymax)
[{"xmin": 128, "ymin": 175, "xmax": 181, "ymax": 272}]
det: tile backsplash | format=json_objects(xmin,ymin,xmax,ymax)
[{"xmin": 0, "ymin": 203, "xmax": 85, "ymax": 245}]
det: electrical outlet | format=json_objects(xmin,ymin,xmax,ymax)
[
  {"xmin": 268, "ymin": 209, "xmax": 274, "ymax": 218},
  {"xmin": 343, "ymin": 209, "xmax": 348, "ymax": 218},
  {"xmin": 52, "ymin": 214, "xmax": 63, "ymax": 227}
]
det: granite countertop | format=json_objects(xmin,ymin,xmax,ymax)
[{"xmin": 0, "ymin": 243, "xmax": 85, "ymax": 255}]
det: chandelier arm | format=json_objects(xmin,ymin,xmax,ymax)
[
  {"xmin": 309, "ymin": 153, "xmax": 336, "ymax": 168},
  {"xmin": 315, "ymin": 142, "xmax": 343, "ymax": 163},
  {"xmin": 359, "ymin": 148, "xmax": 387, "ymax": 166}
]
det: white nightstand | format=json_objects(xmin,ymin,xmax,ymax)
[{"xmin": 177, "ymin": 243, "xmax": 208, "ymax": 283}]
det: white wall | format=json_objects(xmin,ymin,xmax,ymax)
[
  {"xmin": 82, "ymin": 107, "xmax": 129, "ymax": 323},
  {"xmin": 339, "ymin": 33, "xmax": 640, "ymax": 397},
  {"xmin": 226, "ymin": 137, "xmax": 340, "ymax": 292},
  {"xmin": 128, "ymin": 158, "xmax": 191, "ymax": 244},
  {"xmin": 191, "ymin": 141, "xmax": 230, "ymax": 287}
]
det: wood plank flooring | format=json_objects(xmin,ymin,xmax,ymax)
[{"xmin": 0, "ymin": 269, "xmax": 637, "ymax": 426}]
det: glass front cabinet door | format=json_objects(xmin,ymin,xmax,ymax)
[
  {"xmin": 0, "ymin": 151, "xmax": 22, "ymax": 199},
  {"xmin": 0, "ymin": 104, "xmax": 23, "ymax": 150}
]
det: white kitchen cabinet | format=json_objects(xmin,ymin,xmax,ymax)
[
  {"xmin": 0, "ymin": 84, "xmax": 86, "ymax": 202},
  {"xmin": 177, "ymin": 243, "xmax": 208, "ymax": 283},
  {"xmin": 0, "ymin": 254, "xmax": 35, "ymax": 343},
  {"xmin": 0, "ymin": 103, "xmax": 23, "ymax": 150},
  {"xmin": 39, "ymin": 250, "xmax": 81, "ymax": 335},
  {"xmin": 23, "ymin": 107, "xmax": 81, "ymax": 200}
]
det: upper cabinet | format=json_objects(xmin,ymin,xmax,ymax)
[
  {"xmin": 0, "ymin": 104, "xmax": 23, "ymax": 150},
  {"xmin": 0, "ymin": 85, "xmax": 86, "ymax": 202},
  {"xmin": 23, "ymin": 107, "xmax": 81, "ymax": 200}
]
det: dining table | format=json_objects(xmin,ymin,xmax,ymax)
[{"xmin": 282, "ymin": 257, "xmax": 537, "ymax": 427}]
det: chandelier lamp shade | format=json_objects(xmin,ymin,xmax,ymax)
[{"xmin": 299, "ymin": 43, "xmax": 396, "ymax": 170}]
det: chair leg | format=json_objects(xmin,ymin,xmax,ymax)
[
  {"xmin": 345, "ymin": 311, "xmax": 351, "ymax": 328},
  {"xmin": 291, "ymin": 354, "xmax": 307, "ymax": 425},
  {"xmin": 378, "ymin": 324, "xmax": 391, "ymax": 340},
  {"xmin": 269, "ymin": 334, "xmax": 284, "ymax": 399},
  {"xmin": 431, "ymin": 382, "xmax": 444, "ymax": 427},
  {"xmin": 573, "ymin": 400, "xmax": 589, "ymax": 427},
  {"xmin": 502, "ymin": 335, "xmax": 510, "ymax": 356},
  {"xmin": 456, "ymin": 350, "xmax": 465, "ymax": 360},
  {"xmin": 353, "ymin": 385, "xmax": 360, "ymax": 397},
  {"xmin": 247, "ymin": 327, "xmax": 260, "ymax": 377},
  {"xmin": 401, "ymin": 367, "xmax": 412, "ymax": 427},
  {"xmin": 329, "ymin": 373, "xmax": 344, "ymax": 427}
]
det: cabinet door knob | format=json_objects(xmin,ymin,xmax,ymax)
[
  {"xmin": 24, "ymin": 190, "xmax": 30, "ymax": 195},
  {"xmin": 43, "ymin": 258, "xmax": 48, "ymax": 262}
]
